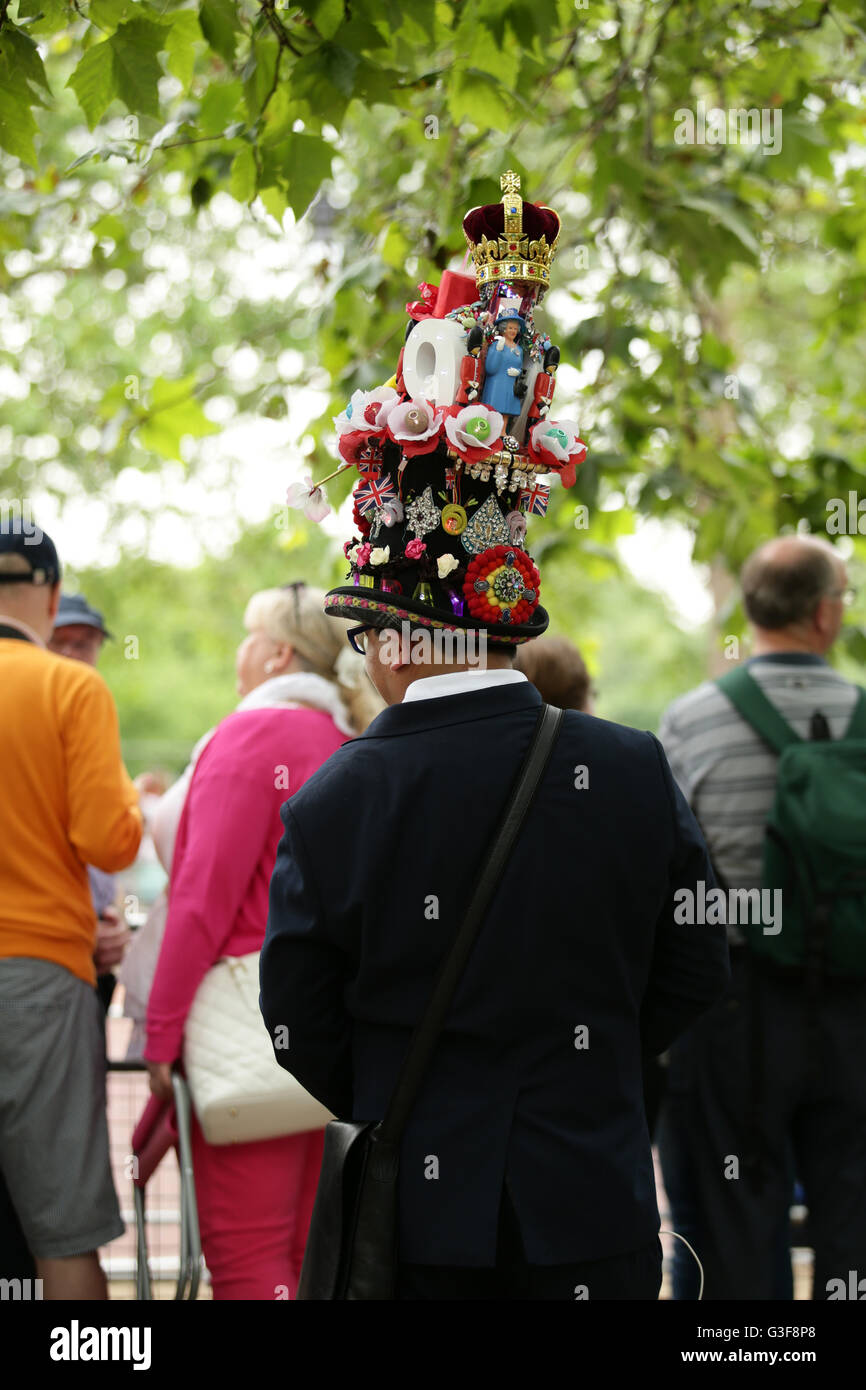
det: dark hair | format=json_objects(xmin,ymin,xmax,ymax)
[
  {"xmin": 741, "ymin": 541, "xmax": 839, "ymax": 629},
  {"xmin": 516, "ymin": 636, "xmax": 591, "ymax": 711}
]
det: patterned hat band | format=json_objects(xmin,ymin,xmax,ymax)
[{"xmin": 283, "ymin": 171, "xmax": 586, "ymax": 637}]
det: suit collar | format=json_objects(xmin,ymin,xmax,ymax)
[{"xmin": 360, "ymin": 680, "xmax": 543, "ymax": 738}]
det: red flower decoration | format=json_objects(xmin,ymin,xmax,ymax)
[
  {"xmin": 405, "ymin": 281, "xmax": 439, "ymax": 320},
  {"xmin": 338, "ymin": 429, "xmax": 384, "ymax": 469},
  {"xmin": 463, "ymin": 545, "xmax": 540, "ymax": 626}
]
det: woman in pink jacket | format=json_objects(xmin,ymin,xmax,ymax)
[{"xmin": 144, "ymin": 583, "xmax": 379, "ymax": 1299}]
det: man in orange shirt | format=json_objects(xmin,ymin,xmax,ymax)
[{"xmin": 0, "ymin": 522, "xmax": 143, "ymax": 1300}]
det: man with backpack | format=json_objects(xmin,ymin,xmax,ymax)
[{"xmin": 658, "ymin": 534, "xmax": 866, "ymax": 1300}]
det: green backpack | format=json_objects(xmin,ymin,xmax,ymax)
[{"xmin": 715, "ymin": 666, "xmax": 866, "ymax": 978}]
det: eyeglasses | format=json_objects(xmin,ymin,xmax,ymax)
[
  {"xmin": 346, "ymin": 625, "xmax": 373, "ymax": 655},
  {"xmin": 827, "ymin": 587, "xmax": 857, "ymax": 608},
  {"xmin": 280, "ymin": 580, "xmax": 306, "ymax": 625}
]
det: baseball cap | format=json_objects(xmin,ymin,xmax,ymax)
[
  {"xmin": 0, "ymin": 521, "xmax": 61, "ymax": 586},
  {"xmin": 54, "ymin": 592, "xmax": 112, "ymax": 639}
]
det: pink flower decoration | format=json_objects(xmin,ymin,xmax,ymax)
[
  {"xmin": 355, "ymin": 542, "xmax": 372, "ymax": 566},
  {"xmin": 405, "ymin": 538, "xmax": 426, "ymax": 560}
]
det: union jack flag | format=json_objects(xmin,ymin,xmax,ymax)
[
  {"xmin": 519, "ymin": 482, "xmax": 550, "ymax": 516},
  {"xmin": 354, "ymin": 473, "xmax": 397, "ymax": 515},
  {"xmin": 445, "ymin": 467, "xmax": 456, "ymax": 492}
]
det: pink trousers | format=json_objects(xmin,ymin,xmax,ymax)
[{"xmin": 190, "ymin": 1115, "xmax": 325, "ymax": 1300}]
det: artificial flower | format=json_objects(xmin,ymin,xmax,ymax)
[
  {"xmin": 437, "ymin": 553, "xmax": 460, "ymax": 579},
  {"xmin": 405, "ymin": 538, "xmax": 427, "ymax": 560},
  {"xmin": 369, "ymin": 546, "xmax": 390, "ymax": 565},
  {"xmin": 405, "ymin": 282, "xmax": 439, "ymax": 320},
  {"xmin": 355, "ymin": 542, "xmax": 372, "ymax": 567},
  {"xmin": 386, "ymin": 398, "xmax": 445, "ymax": 456},
  {"xmin": 333, "ymin": 385, "xmax": 399, "ymax": 436},
  {"xmin": 443, "ymin": 404, "xmax": 505, "ymax": 465},
  {"xmin": 286, "ymin": 475, "xmax": 331, "ymax": 523},
  {"xmin": 527, "ymin": 420, "xmax": 587, "ymax": 489}
]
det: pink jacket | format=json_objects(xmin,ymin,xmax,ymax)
[{"xmin": 144, "ymin": 706, "xmax": 347, "ymax": 1063}]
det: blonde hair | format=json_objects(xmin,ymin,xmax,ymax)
[{"xmin": 243, "ymin": 585, "xmax": 381, "ymax": 734}]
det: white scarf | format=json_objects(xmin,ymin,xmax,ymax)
[{"xmin": 236, "ymin": 672, "xmax": 356, "ymax": 738}]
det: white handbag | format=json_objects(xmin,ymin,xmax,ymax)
[{"xmin": 183, "ymin": 951, "xmax": 333, "ymax": 1145}]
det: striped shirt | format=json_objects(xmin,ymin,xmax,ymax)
[{"xmin": 658, "ymin": 654, "xmax": 862, "ymax": 943}]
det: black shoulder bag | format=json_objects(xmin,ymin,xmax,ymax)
[{"xmin": 296, "ymin": 701, "xmax": 564, "ymax": 1300}]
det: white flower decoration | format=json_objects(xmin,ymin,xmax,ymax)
[
  {"xmin": 333, "ymin": 385, "xmax": 399, "ymax": 436},
  {"xmin": 437, "ymin": 553, "xmax": 460, "ymax": 579},
  {"xmin": 369, "ymin": 546, "xmax": 390, "ymax": 565},
  {"xmin": 386, "ymin": 398, "xmax": 444, "ymax": 447},
  {"xmin": 286, "ymin": 475, "xmax": 331, "ymax": 523},
  {"xmin": 528, "ymin": 420, "xmax": 586, "ymax": 464},
  {"xmin": 444, "ymin": 404, "xmax": 504, "ymax": 454}
]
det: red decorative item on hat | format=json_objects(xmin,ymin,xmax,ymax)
[
  {"xmin": 338, "ymin": 428, "xmax": 383, "ymax": 469},
  {"xmin": 463, "ymin": 545, "xmax": 540, "ymax": 626},
  {"xmin": 405, "ymin": 282, "xmax": 439, "ymax": 319}
]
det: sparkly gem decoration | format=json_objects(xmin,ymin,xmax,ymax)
[
  {"xmin": 463, "ymin": 545, "xmax": 541, "ymax": 626},
  {"xmin": 405, "ymin": 485, "xmax": 441, "ymax": 538},
  {"xmin": 441, "ymin": 503, "xmax": 468, "ymax": 535},
  {"xmin": 460, "ymin": 494, "xmax": 511, "ymax": 555}
]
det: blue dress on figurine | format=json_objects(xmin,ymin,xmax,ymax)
[{"xmin": 481, "ymin": 314, "xmax": 525, "ymax": 418}]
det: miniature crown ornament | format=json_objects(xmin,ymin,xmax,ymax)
[{"xmin": 463, "ymin": 170, "xmax": 561, "ymax": 291}]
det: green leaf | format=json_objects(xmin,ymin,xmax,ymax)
[
  {"xmin": 261, "ymin": 131, "xmax": 333, "ymax": 220},
  {"xmin": 676, "ymin": 194, "xmax": 761, "ymax": 258},
  {"xmin": 448, "ymin": 68, "xmax": 515, "ymax": 129},
  {"xmin": 91, "ymin": 212, "xmax": 128, "ymax": 244},
  {"xmin": 136, "ymin": 376, "xmax": 218, "ymax": 461},
  {"xmin": 309, "ymin": 0, "xmax": 344, "ymax": 40},
  {"xmin": 229, "ymin": 144, "xmax": 257, "ymax": 203},
  {"xmin": 197, "ymin": 79, "xmax": 244, "ymax": 135},
  {"xmin": 164, "ymin": 9, "xmax": 203, "ymax": 89},
  {"xmin": 0, "ymin": 87, "xmax": 38, "ymax": 164},
  {"xmin": 198, "ymin": 0, "xmax": 240, "ymax": 63},
  {"xmin": 242, "ymin": 36, "xmax": 279, "ymax": 119},
  {"xmin": 3, "ymin": 26, "xmax": 52, "ymax": 101},
  {"xmin": 110, "ymin": 19, "xmax": 166, "ymax": 120},
  {"xmin": 16, "ymin": 0, "xmax": 70, "ymax": 36},
  {"xmin": 66, "ymin": 41, "xmax": 117, "ymax": 129},
  {"xmin": 258, "ymin": 183, "xmax": 288, "ymax": 224},
  {"xmin": 88, "ymin": 0, "xmax": 137, "ymax": 32}
]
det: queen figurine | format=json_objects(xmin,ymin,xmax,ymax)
[{"xmin": 480, "ymin": 310, "xmax": 525, "ymax": 429}]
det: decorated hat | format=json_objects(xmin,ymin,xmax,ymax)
[{"xmin": 287, "ymin": 171, "xmax": 586, "ymax": 646}]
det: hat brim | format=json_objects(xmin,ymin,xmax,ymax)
[{"xmin": 324, "ymin": 586, "xmax": 548, "ymax": 644}]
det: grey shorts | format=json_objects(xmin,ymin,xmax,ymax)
[{"xmin": 0, "ymin": 957, "xmax": 124, "ymax": 1258}]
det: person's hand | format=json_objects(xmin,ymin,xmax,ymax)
[
  {"xmin": 93, "ymin": 908, "xmax": 131, "ymax": 973},
  {"xmin": 146, "ymin": 1061, "xmax": 174, "ymax": 1102},
  {"xmin": 134, "ymin": 771, "xmax": 165, "ymax": 797}
]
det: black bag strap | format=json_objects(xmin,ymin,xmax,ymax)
[{"xmin": 378, "ymin": 702, "xmax": 564, "ymax": 1147}]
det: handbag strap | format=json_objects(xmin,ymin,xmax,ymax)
[{"xmin": 378, "ymin": 701, "xmax": 564, "ymax": 1147}]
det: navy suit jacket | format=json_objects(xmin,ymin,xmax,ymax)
[{"xmin": 260, "ymin": 682, "xmax": 729, "ymax": 1267}]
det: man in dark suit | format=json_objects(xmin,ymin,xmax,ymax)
[{"xmin": 261, "ymin": 622, "xmax": 730, "ymax": 1299}]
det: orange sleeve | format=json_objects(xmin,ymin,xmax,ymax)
[{"xmin": 61, "ymin": 667, "xmax": 143, "ymax": 873}]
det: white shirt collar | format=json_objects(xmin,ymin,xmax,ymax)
[
  {"xmin": 402, "ymin": 667, "xmax": 528, "ymax": 703},
  {"xmin": 0, "ymin": 613, "xmax": 47, "ymax": 648}
]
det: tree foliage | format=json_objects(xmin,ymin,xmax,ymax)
[{"xmin": 2, "ymin": 0, "xmax": 865, "ymax": 697}]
